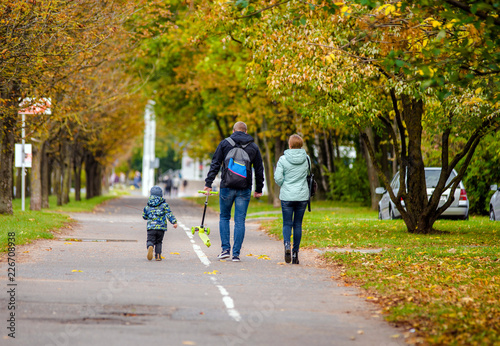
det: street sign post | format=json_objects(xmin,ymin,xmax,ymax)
[{"xmin": 18, "ymin": 98, "xmax": 51, "ymax": 211}]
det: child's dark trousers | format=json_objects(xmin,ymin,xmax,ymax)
[{"xmin": 147, "ymin": 229, "xmax": 166, "ymax": 254}]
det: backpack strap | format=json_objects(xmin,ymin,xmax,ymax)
[
  {"xmin": 307, "ymin": 156, "xmax": 311, "ymax": 174},
  {"xmin": 225, "ymin": 137, "xmax": 250, "ymax": 148}
]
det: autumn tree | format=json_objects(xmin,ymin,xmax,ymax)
[
  {"xmin": 195, "ymin": 0, "xmax": 499, "ymax": 233},
  {"xmin": 1, "ymin": 0, "xmax": 144, "ymax": 212},
  {"xmin": 127, "ymin": 1, "xmax": 336, "ymax": 203}
]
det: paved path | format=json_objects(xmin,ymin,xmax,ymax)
[{"xmin": 1, "ymin": 196, "xmax": 405, "ymax": 346}]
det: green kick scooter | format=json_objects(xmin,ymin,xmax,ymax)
[{"xmin": 192, "ymin": 190, "xmax": 218, "ymax": 247}]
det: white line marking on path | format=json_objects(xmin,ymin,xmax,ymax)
[
  {"xmin": 178, "ymin": 222, "xmax": 242, "ymax": 322},
  {"xmin": 212, "ymin": 277, "xmax": 242, "ymax": 322}
]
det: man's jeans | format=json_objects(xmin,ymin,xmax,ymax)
[
  {"xmin": 281, "ymin": 200, "xmax": 308, "ymax": 252},
  {"xmin": 219, "ymin": 188, "xmax": 251, "ymax": 257}
]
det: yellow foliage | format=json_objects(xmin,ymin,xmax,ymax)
[
  {"xmin": 377, "ymin": 4, "xmax": 397, "ymax": 16},
  {"xmin": 341, "ymin": 6, "xmax": 351, "ymax": 16},
  {"xmin": 325, "ymin": 53, "xmax": 336, "ymax": 64}
]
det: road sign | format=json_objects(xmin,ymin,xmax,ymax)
[{"xmin": 15, "ymin": 144, "xmax": 32, "ymax": 168}]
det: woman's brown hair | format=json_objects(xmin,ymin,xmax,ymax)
[{"xmin": 288, "ymin": 134, "xmax": 303, "ymax": 149}]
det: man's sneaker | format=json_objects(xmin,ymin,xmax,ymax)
[
  {"xmin": 232, "ymin": 256, "xmax": 241, "ymax": 262},
  {"xmin": 155, "ymin": 253, "xmax": 162, "ymax": 261},
  {"xmin": 284, "ymin": 243, "xmax": 292, "ymax": 264},
  {"xmin": 147, "ymin": 246, "xmax": 154, "ymax": 261},
  {"xmin": 217, "ymin": 250, "xmax": 230, "ymax": 260}
]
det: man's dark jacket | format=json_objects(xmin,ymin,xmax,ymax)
[{"xmin": 205, "ymin": 131, "xmax": 265, "ymax": 193}]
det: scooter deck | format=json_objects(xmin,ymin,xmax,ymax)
[
  {"xmin": 191, "ymin": 226, "xmax": 211, "ymax": 247},
  {"xmin": 198, "ymin": 230, "xmax": 211, "ymax": 247}
]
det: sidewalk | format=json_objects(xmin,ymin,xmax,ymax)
[{"xmin": 1, "ymin": 196, "xmax": 406, "ymax": 345}]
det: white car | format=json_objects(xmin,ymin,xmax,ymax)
[
  {"xmin": 489, "ymin": 185, "xmax": 500, "ymax": 221},
  {"xmin": 376, "ymin": 167, "xmax": 469, "ymax": 220}
]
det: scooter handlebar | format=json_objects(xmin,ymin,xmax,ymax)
[{"xmin": 197, "ymin": 190, "xmax": 219, "ymax": 195}]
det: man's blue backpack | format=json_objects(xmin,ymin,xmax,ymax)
[{"xmin": 223, "ymin": 137, "xmax": 251, "ymax": 189}]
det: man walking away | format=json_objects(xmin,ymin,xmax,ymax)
[{"xmin": 204, "ymin": 121, "xmax": 264, "ymax": 262}]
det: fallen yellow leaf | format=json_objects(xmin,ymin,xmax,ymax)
[
  {"xmin": 71, "ymin": 270, "xmax": 83, "ymax": 272},
  {"xmin": 170, "ymin": 252, "xmax": 180, "ymax": 255},
  {"xmin": 203, "ymin": 270, "xmax": 219, "ymax": 275}
]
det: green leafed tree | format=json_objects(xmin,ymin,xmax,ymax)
[{"xmin": 196, "ymin": 0, "xmax": 499, "ymax": 233}]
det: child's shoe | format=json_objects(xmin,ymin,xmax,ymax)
[
  {"xmin": 155, "ymin": 253, "xmax": 162, "ymax": 261},
  {"xmin": 147, "ymin": 246, "xmax": 154, "ymax": 261},
  {"xmin": 292, "ymin": 251, "xmax": 299, "ymax": 264}
]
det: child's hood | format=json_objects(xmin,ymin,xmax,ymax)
[{"xmin": 147, "ymin": 195, "xmax": 165, "ymax": 207}]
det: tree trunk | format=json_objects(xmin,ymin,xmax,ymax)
[
  {"xmin": 85, "ymin": 151, "xmax": 102, "ymax": 199},
  {"xmin": 74, "ymin": 153, "xmax": 82, "ymax": 202},
  {"xmin": 74, "ymin": 164, "xmax": 82, "ymax": 201},
  {"xmin": 62, "ymin": 141, "xmax": 71, "ymax": 204},
  {"xmin": 30, "ymin": 141, "xmax": 42, "ymax": 210},
  {"xmin": 313, "ymin": 130, "xmax": 328, "ymax": 193},
  {"xmin": 72, "ymin": 141, "xmax": 83, "ymax": 201},
  {"xmin": 260, "ymin": 115, "xmax": 276, "ymax": 205},
  {"xmin": 41, "ymin": 141, "xmax": 50, "ymax": 209},
  {"xmin": 323, "ymin": 130, "xmax": 333, "ymax": 173},
  {"xmin": 95, "ymin": 163, "xmax": 103, "ymax": 197},
  {"xmin": 15, "ymin": 168, "xmax": 22, "ymax": 199},
  {"xmin": 377, "ymin": 132, "xmax": 391, "ymax": 181},
  {"xmin": 362, "ymin": 127, "xmax": 381, "ymax": 210},
  {"xmin": 85, "ymin": 153, "xmax": 94, "ymax": 199},
  {"xmin": 25, "ymin": 168, "xmax": 30, "ymax": 197},
  {"xmin": 273, "ymin": 136, "xmax": 286, "ymax": 207},
  {"xmin": 401, "ymin": 95, "xmax": 428, "ymax": 233},
  {"xmin": 54, "ymin": 161, "xmax": 63, "ymax": 206},
  {"xmin": 0, "ymin": 113, "xmax": 16, "ymax": 214}
]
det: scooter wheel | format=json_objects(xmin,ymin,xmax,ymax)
[
  {"xmin": 191, "ymin": 227, "xmax": 197, "ymax": 235},
  {"xmin": 206, "ymin": 227, "xmax": 210, "ymax": 235},
  {"xmin": 206, "ymin": 240, "xmax": 211, "ymax": 247}
]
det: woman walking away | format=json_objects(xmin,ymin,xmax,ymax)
[{"xmin": 274, "ymin": 134, "xmax": 310, "ymax": 264}]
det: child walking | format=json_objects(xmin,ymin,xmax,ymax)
[{"xmin": 142, "ymin": 186, "xmax": 178, "ymax": 261}]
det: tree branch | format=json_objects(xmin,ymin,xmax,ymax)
[
  {"xmin": 444, "ymin": 0, "xmax": 500, "ymax": 26},
  {"xmin": 236, "ymin": 0, "xmax": 292, "ymax": 19}
]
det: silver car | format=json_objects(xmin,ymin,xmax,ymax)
[
  {"xmin": 376, "ymin": 167, "xmax": 469, "ymax": 220},
  {"xmin": 489, "ymin": 185, "xmax": 500, "ymax": 221}
]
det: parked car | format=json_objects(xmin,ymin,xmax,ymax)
[
  {"xmin": 489, "ymin": 185, "xmax": 500, "ymax": 221},
  {"xmin": 376, "ymin": 167, "xmax": 469, "ymax": 220}
]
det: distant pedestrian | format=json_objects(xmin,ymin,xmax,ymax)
[
  {"xmin": 142, "ymin": 186, "xmax": 178, "ymax": 261},
  {"xmin": 164, "ymin": 176, "xmax": 172, "ymax": 196},
  {"xmin": 132, "ymin": 171, "xmax": 141, "ymax": 189},
  {"xmin": 204, "ymin": 121, "xmax": 265, "ymax": 262},
  {"xmin": 274, "ymin": 134, "xmax": 310, "ymax": 264},
  {"xmin": 172, "ymin": 175, "xmax": 181, "ymax": 196}
]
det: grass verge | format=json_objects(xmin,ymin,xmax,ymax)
[
  {"xmin": 0, "ymin": 190, "xmax": 128, "ymax": 253},
  {"xmin": 189, "ymin": 195, "xmax": 500, "ymax": 345}
]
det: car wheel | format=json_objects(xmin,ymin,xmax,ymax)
[{"xmin": 490, "ymin": 207, "xmax": 496, "ymax": 221}]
